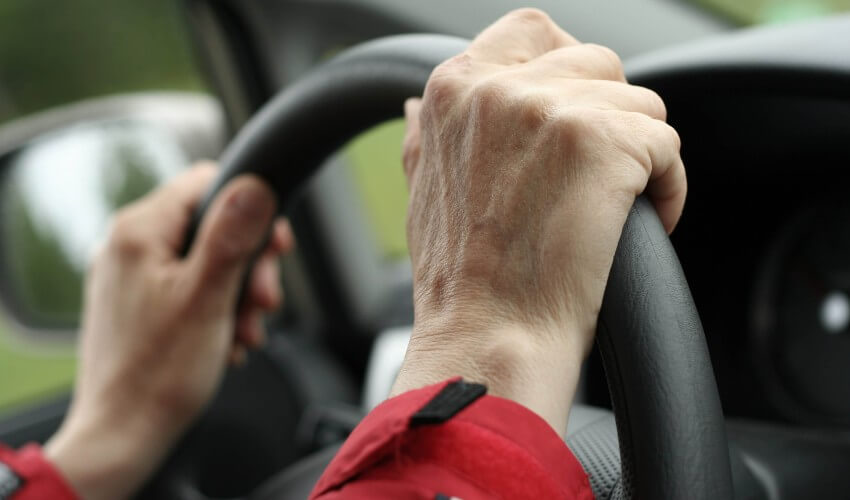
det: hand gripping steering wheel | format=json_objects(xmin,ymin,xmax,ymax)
[{"xmin": 180, "ymin": 35, "xmax": 734, "ymax": 500}]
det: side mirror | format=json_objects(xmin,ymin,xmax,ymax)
[{"xmin": 0, "ymin": 93, "xmax": 224, "ymax": 333}]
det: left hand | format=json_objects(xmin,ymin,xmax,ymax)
[{"xmin": 45, "ymin": 163, "xmax": 294, "ymax": 500}]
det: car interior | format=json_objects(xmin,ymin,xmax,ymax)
[{"xmin": 0, "ymin": 0, "xmax": 849, "ymax": 499}]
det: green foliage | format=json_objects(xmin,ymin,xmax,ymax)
[
  {"xmin": 0, "ymin": 328, "xmax": 76, "ymax": 416},
  {"xmin": 0, "ymin": 0, "xmax": 202, "ymax": 124},
  {"xmin": 344, "ymin": 120, "xmax": 410, "ymax": 259},
  {"xmin": 694, "ymin": 0, "xmax": 850, "ymax": 25}
]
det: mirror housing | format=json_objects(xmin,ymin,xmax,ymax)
[{"xmin": 0, "ymin": 92, "xmax": 224, "ymax": 334}]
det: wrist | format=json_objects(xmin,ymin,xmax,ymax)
[
  {"xmin": 391, "ymin": 316, "xmax": 587, "ymax": 435},
  {"xmin": 45, "ymin": 406, "xmax": 173, "ymax": 500}
]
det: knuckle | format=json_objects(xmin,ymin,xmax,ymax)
[
  {"xmin": 509, "ymin": 7, "xmax": 553, "ymax": 27},
  {"xmin": 425, "ymin": 57, "xmax": 468, "ymax": 107},
  {"xmin": 569, "ymin": 110, "xmax": 653, "ymax": 182},
  {"xmin": 620, "ymin": 112, "xmax": 656, "ymax": 172},
  {"xmin": 620, "ymin": 113, "xmax": 681, "ymax": 179},
  {"xmin": 588, "ymin": 43, "xmax": 622, "ymax": 66},
  {"xmin": 429, "ymin": 54, "xmax": 470, "ymax": 86},
  {"xmin": 663, "ymin": 122, "xmax": 682, "ymax": 150},
  {"xmin": 470, "ymin": 78, "xmax": 508, "ymax": 118},
  {"xmin": 636, "ymin": 86, "xmax": 667, "ymax": 120},
  {"xmin": 514, "ymin": 91, "xmax": 552, "ymax": 129},
  {"xmin": 551, "ymin": 107, "xmax": 598, "ymax": 147},
  {"xmin": 584, "ymin": 43, "xmax": 624, "ymax": 79},
  {"xmin": 106, "ymin": 211, "xmax": 146, "ymax": 260}
]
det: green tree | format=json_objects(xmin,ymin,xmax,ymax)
[{"xmin": 0, "ymin": 0, "xmax": 202, "ymax": 124}]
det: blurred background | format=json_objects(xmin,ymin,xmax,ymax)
[{"xmin": 0, "ymin": 0, "xmax": 848, "ymax": 417}]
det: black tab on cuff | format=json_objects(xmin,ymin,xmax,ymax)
[
  {"xmin": 0, "ymin": 462, "xmax": 23, "ymax": 500},
  {"xmin": 411, "ymin": 379, "xmax": 487, "ymax": 426}
]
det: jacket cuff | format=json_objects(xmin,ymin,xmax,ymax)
[
  {"xmin": 311, "ymin": 377, "xmax": 594, "ymax": 500},
  {"xmin": 0, "ymin": 443, "xmax": 78, "ymax": 500}
]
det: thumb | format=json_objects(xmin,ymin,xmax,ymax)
[
  {"xmin": 402, "ymin": 97, "xmax": 423, "ymax": 186},
  {"xmin": 185, "ymin": 175, "xmax": 276, "ymax": 311}
]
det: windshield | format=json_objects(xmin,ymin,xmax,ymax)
[{"xmin": 693, "ymin": 0, "xmax": 850, "ymax": 24}]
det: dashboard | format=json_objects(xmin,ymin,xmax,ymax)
[
  {"xmin": 669, "ymin": 93, "xmax": 850, "ymax": 426},
  {"xmin": 623, "ymin": 24, "xmax": 850, "ymax": 426}
]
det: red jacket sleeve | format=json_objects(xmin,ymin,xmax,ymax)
[
  {"xmin": 0, "ymin": 443, "xmax": 77, "ymax": 500},
  {"xmin": 311, "ymin": 378, "xmax": 594, "ymax": 500},
  {"xmin": 0, "ymin": 378, "xmax": 593, "ymax": 500}
]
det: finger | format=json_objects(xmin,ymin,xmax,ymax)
[
  {"xmin": 150, "ymin": 162, "xmax": 219, "ymax": 250},
  {"xmin": 647, "ymin": 150, "xmax": 687, "ymax": 234},
  {"xmin": 468, "ymin": 8, "xmax": 578, "ymax": 65},
  {"xmin": 185, "ymin": 175, "xmax": 276, "ymax": 312},
  {"xmin": 245, "ymin": 220, "xmax": 289, "ymax": 310},
  {"xmin": 402, "ymin": 98, "xmax": 422, "ymax": 186},
  {"xmin": 268, "ymin": 218, "xmax": 295, "ymax": 254},
  {"xmin": 111, "ymin": 163, "xmax": 218, "ymax": 257},
  {"xmin": 533, "ymin": 43, "xmax": 626, "ymax": 83},
  {"xmin": 235, "ymin": 306, "xmax": 266, "ymax": 348},
  {"xmin": 546, "ymin": 80, "xmax": 666, "ymax": 120},
  {"xmin": 615, "ymin": 113, "xmax": 687, "ymax": 233},
  {"xmin": 248, "ymin": 252, "xmax": 282, "ymax": 310}
]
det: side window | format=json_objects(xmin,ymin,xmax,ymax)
[
  {"xmin": 343, "ymin": 120, "xmax": 409, "ymax": 259},
  {"xmin": 0, "ymin": 1, "xmax": 217, "ymax": 416},
  {"xmin": 690, "ymin": 0, "xmax": 850, "ymax": 24},
  {"xmin": 0, "ymin": 2, "xmax": 203, "ymax": 122}
]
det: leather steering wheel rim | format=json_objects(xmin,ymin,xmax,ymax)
[{"xmin": 181, "ymin": 34, "xmax": 734, "ymax": 500}]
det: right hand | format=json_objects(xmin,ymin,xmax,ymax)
[{"xmin": 394, "ymin": 9, "xmax": 686, "ymax": 432}]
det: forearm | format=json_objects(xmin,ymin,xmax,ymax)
[{"xmin": 44, "ymin": 407, "xmax": 174, "ymax": 500}]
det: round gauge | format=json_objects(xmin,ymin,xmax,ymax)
[{"xmin": 751, "ymin": 202, "xmax": 850, "ymax": 425}]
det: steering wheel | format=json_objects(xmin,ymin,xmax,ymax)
[{"xmin": 179, "ymin": 35, "xmax": 734, "ymax": 500}]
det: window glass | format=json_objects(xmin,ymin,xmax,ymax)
[
  {"xmin": 344, "ymin": 120, "xmax": 409, "ymax": 259},
  {"xmin": 0, "ymin": 0, "xmax": 206, "ymax": 415},
  {"xmin": 0, "ymin": 321, "xmax": 76, "ymax": 415},
  {"xmin": 1, "ymin": 121, "xmax": 185, "ymax": 328},
  {"xmin": 690, "ymin": 0, "xmax": 850, "ymax": 24},
  {"xmin": 0, "ymin": 1, "xmax": 202, "ymax": 124}
]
